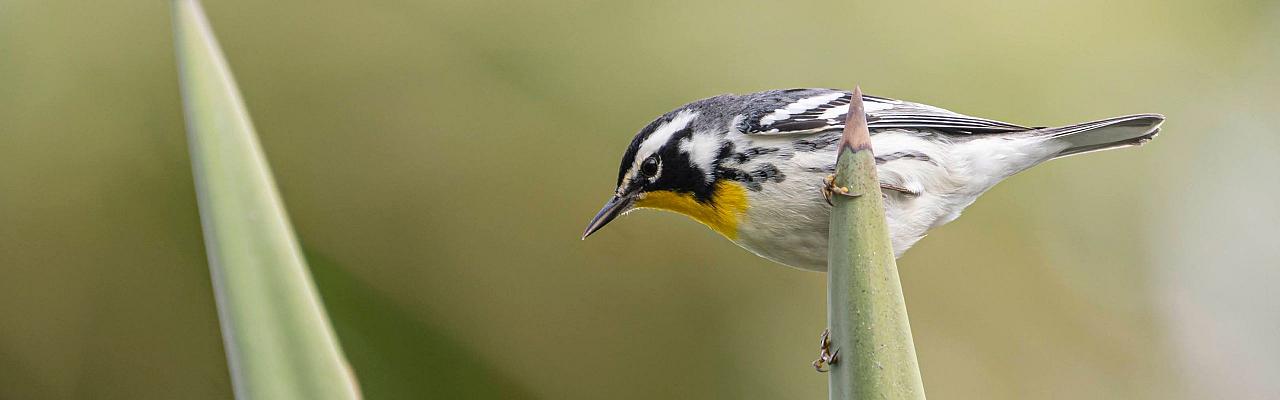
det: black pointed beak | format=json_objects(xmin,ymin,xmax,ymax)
[{"xmin": 582, "ymin": 194, "xmax": 634, "ymax": 240}]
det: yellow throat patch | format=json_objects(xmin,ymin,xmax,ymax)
[{"xmin": 634, "ymin": 181, "xmax": 749, "ymax": 240}]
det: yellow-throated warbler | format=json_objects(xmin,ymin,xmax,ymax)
[{"xmin": 582, "ymin": 88, "xmax": 1162, "ymax": 270}]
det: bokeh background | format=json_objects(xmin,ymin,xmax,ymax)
[{"xmin": 3, "ymin": 0, "xmax": 1278, "ymax": 399}]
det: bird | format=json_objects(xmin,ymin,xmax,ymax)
[{"xmin": 581, "ymin": 88, "xmax": 1163, "ymax": 271}]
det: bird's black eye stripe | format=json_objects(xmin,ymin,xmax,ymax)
[{"xmin": 640, "ymin": 156, "xmax": 660, "ymax": 178}]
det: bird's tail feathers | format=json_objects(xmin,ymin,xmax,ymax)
[{"xmin": 1040, "ymin": 114, "xmax": 1165, "ymax": 159}]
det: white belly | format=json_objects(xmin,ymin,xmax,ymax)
[{"xmin": 729, "ymin": 131, "xmax": 1066, "ymax": 271}]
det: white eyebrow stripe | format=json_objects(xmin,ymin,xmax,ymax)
[
  {"xmin": 638, "ymin": 109, "xmax": 698, "ymax": 159},
  {"xmin": 618, "ymin": 109, "xmax": 698, "ymax": 192},
  {"xmin": 758, "ymin": 92, "xmax": 845, "ymax": 126}
]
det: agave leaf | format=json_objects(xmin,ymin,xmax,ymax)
[
  {"xmin": 171, "ymin": 1, "xmax": 361, "ymax": 398},
  {"xmin": 826, "ymin": 87, "xmax": 924, "ymax": 399}
]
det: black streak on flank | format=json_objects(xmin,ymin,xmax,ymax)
[
  {"xmin": 751, "ymin": 164, "xmax": 786, "ymax": 185},
  {"xmin": 733, "ymin": 147, "xmax": 782, "ymax": 164},
  {"xmin": 719, "ymin": 163, "xmax": 786, "ymax": 191},
  {"xmin": 793, "ymin": 135, "xmax": 841, "ymax": 152},
  {"xmin": 717, "ymin": 141, "xmax": 736, "ymax": 163},
  {"xmin": 804, "ymin": 165, "xmax": 837, "ymax": 173}
]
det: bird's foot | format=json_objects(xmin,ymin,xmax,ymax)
[
  {"xmin": 812, "ymin": 328, "xmax": 840, "ymax": 373},
  {"xmin": 821, "ymin": 175, "xmax": 856, "ymax": 206},
  {"xmin": 823, "ymin": 175, "xmax": 919, "ymax": 204}
]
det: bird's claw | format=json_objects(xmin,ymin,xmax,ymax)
[
  {"xmin": 823, "ymin": 175, "xmax": 919, "ymax": 205},
  {"xmin": 813, "ymin": 328, "xmax": 840, "ymax": 372},
  {"xmin": 821, "ymin": 175, "xmax": 856, "ymax": 206}
]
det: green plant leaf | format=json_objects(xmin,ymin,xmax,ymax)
[
  {"xmin": 827, "ymin": 88, "xmax": 924, "ymax": 399},
  {"xmin": 171, "ymin": 0, "xmax": 361, "ymax": 398}
]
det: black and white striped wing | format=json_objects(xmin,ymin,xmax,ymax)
[{"xmin": 742, "ymin": 90, "xmax": 1032, "ymax": 136}]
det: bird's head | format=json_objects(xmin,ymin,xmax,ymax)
[{"xmin": 581, "ymin": 105, "xmax": 752, "ymax": 241}]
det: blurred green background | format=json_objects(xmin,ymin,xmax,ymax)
[{"xmin": 2, "ymin": 0, "xmax": 1278, "ymax": 399}]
